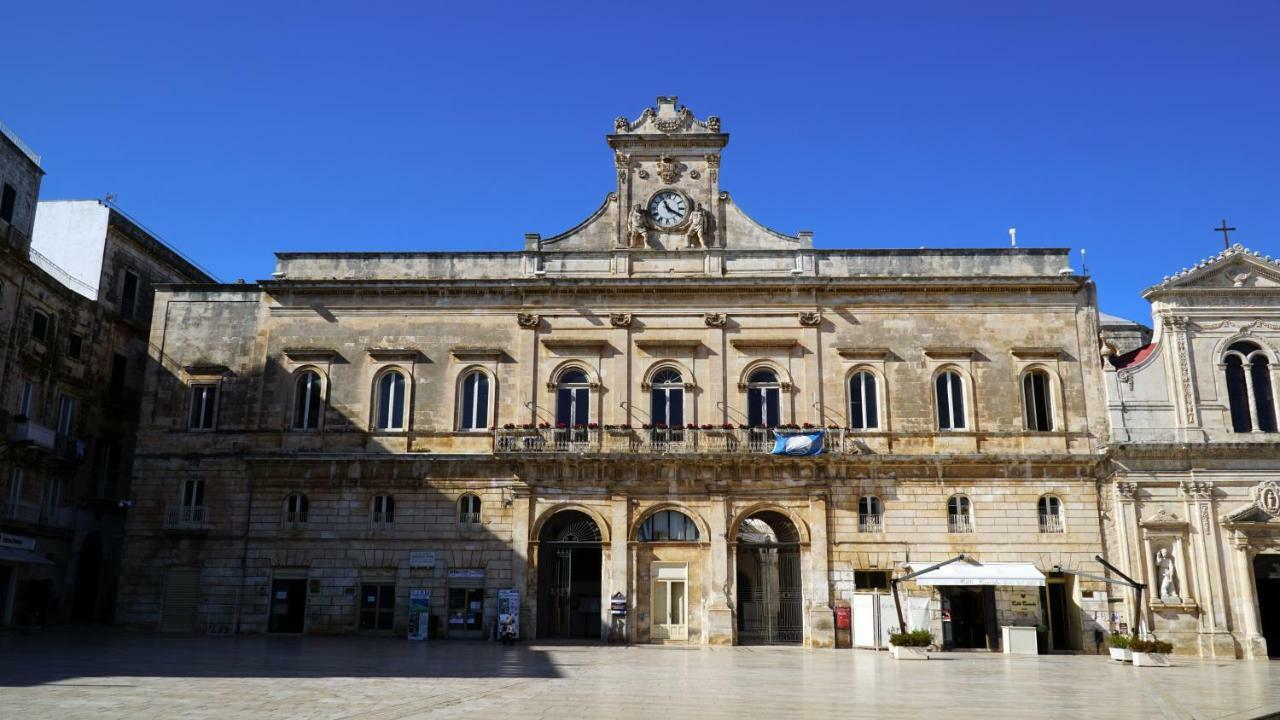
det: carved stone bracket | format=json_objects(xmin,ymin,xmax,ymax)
[
  {"xmin": 1181, "ymin": 480, "xmax": 1214, "ymax": 500},
  {"xmin": 798, "ymin": 311, "xmax": 822, "ymax": 327},
  {"xmin": 704, "ymin": 313, "xmax": 728, "ymax": 328},
  {"xmin": 1116, "ymin": 482, "xmax": 1139, "ymax": 501},
  {"xmin": 517, "ymin": 313, "xmax": 541, "ymax": 329},
  {"xmin": 610, "ymin": 313, "xmax": 633, "ymax": 328}
]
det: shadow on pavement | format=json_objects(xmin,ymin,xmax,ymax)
[{"xmin": 0, "ymin": 630, "xmax": 565, "ymax": 686}]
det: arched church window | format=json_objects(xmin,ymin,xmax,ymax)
[{"xmin": 1225, "ymin": 341, "xmax": 1277, "ymax": 433}]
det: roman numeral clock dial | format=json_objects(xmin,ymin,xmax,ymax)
[{"xmin": 647, "ymin": 190, "xmax": 687, "ymax": 227}]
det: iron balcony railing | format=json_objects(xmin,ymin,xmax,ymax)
[
  {"xmin": 2, "ymin": 500, "xmax": 73, "ymax": 527},
  {"xmin": 858, "ymin": 514, "xmax": 883, "ymax": 533},
  {"xmin": 11, "ymin": 421, "xmax": 57, "ymax": 450},
  {"xmin": 459, "ymin": 512, "xmax": 482, "ymax": 528},
  {"xmin": 283, "ymin": 511, "xmax": 308, "ymax": 527},
  {"xmin": 369, "ymin": 511, "xmax": 394, "ymax": 528},
  {"xmin": 164, "ymin": 505, "xmax": 211, "ymax": 530},
  {"xmin": 493, "ymin": 427, "xmax": 858, "ymax": 455},
  {"xmin": 948, "ymin": 514, "xmax": 974, "ymax": 534},
  {"xmin": 1039, "ymin": 514, "xmax": 1065, "ymax": 534}
]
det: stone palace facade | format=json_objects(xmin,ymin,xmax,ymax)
[{"xmin": 113, "ymin": 98, "xmax": 1279, "ymax": 658}]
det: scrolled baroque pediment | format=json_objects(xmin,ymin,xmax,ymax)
[{"xmin": 1140, "ymin": 508, "xmax": 1187, "ymax": 529}]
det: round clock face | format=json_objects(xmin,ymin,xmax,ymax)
[{"xmin": 648, "ymin": 191, "xmax": 688, "ymax": 227}]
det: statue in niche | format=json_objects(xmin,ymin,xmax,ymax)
[
  {"xmin": 686, "ymin": 204, "xmax": 708, "ymax": 248},
  {"xmin": 627, "ymin": 204, "xmax": 647, "ymax": 248},
  {"xmin": 1155, "ymin": 547, "xmax": 1180, "ymax": 601}
]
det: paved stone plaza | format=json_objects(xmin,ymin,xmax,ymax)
[{"xmin": 1, "ymin": 634, "xmax": 1278, "ymax": 719}]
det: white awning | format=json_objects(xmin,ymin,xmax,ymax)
[
  {"xmin": 0, "ymin": 545, "xmax": 53, "ymax": 566},
  {"xmin": 906, "ymin": 561, "xmax": 1045, "ymax": 587}
]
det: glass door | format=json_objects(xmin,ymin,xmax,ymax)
[
  {"xmin": 447, "ymin": 588, "xmax": 485, "ymax": 638},
  {"xmin": 651, "ymin": 563, "xmax": 689, "ymax": 641},
  {"xmin": 359, "ymin": 583, "xmax": 395, "ymax": 631}
]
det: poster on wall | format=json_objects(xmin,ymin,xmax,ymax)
[
  {"xmin": 498, "ymin": 589, "xmax": 520, "ymax": 642},
  {"xmin": 408, "ymin": 589, "xmax": 430, "ymax": 641}
]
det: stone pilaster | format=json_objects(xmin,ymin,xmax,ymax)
[
  {"xmin": 705, "ymin": 495, "xmax": 733, "ymax": 644},
  {"xmin": 805, "ymin": 493, "xmax": 834, "ymax": 648}
]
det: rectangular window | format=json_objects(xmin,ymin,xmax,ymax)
[
  {"xmin": 96, "ymin": 441, "xmax": 121, "ymax": 499},
  {"xmin": 67, "ymin": 332, "xmax": 83, "ymax": 360},
  {"xmin": 109, "ymin": 353, "xmax": 127, "ymax": 402},
  {"xmin": 57, "ymin": 396, "xmax": 76, "ymax": 435},
  {"xmin": 181, "ymin": 479, "xmax": 205, "ymax": 507},
  {"xmin": 31, "ymin": 309, "xmax": 49, "ymax": 341},
  {"xmin": 20, "ymin": 381, "xmax": 37, "ymax": 418},
  {"xmin": 189, "ymin": 384, "xmax": 218, "ymax": 430},
  {"xmin": 0, "ymin": 183, "xmax": 16, "ymax": 223},
  {"xmin": 854, "ymin": 570, "xmax": 890, "ymax": 591},
  {"xmin": 120, "ymin": 269, "xmax": 139, "ymax": 319}
]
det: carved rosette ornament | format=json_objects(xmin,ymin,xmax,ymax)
[
  {"xmin": 704, "ymin": 312, "xmax": 728, "ymax": 328},
  {"xmin": 517, "ymin": 313, "xmax": 541, "ymax": 329},
  {"xmin": 609, "ymin": 313, "xmax": 633, "ymax": 328},
  {"xmin": 798, "ymin": 311, "xmax": 822, "ymax": 327}
]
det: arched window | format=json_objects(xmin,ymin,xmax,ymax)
[
  {"xmin": 458, "ymin": 493, "xmax": 481, "ymax": 528},
  {"xmin": 858, "ymin": 495, "xmax": 883, "ymax": 532},
  {"xmin": 284, "ymin": 493, "xmax": 309, "ymax": 526},
  {"xmin": 292, "ymin": 370, "xmax": 323, "ymax": 430},
  {"xmin": 458, "ymin": 370, "xmax": 490, "ymax": 431},
  {"xmin": 373, "ymin": 369, "xmax": 408, "ymax": 431},
  {"xmin": 637, "ymin": 509, "xmax": 700, "ymax": 542},
  {"xmin": 649, "ymin": 367, "xmax": 685, "ymax": 428},
  {"xmin": 1225, "ymin": 341, "xmax": 1278, "ymax": 433},
  {"xmin": 371, "ymin": 494, "xmax": 394, "ymax": 525},
  {"xmin": 848, "ymin": 371, "xmax": 879, "ymax": 430},
  {"xmin": 747, "ymin": 368, "xmax": 781, "ymax": 428},
  {"xmin": 935, "ymin": 370, "xmax": 966, "ymax": 431},
  {"xmin": 947, "ymin": 494, "xmax": 972, "ymax": 533},
  {"xmin": 555, "ymin": 368, "xmax": 591, "ymax": 429},
  {"xmin": 1022, "ymin": 370, "xmax": 1053, "ymax": 432},
  {"xmin": 1038, "ymin": 495, "xmax": 1064, "ymax": 533}
]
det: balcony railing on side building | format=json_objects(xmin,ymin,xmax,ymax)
[
  {"xmin": 1039, "ymin": 514, "xmax": 1065, "ymax": 534},
  {"xmin": 858, "ymin": 514, "xmax": 883, "ymax": 533},
  {"xmin": 493, "ymin": 426, "xmax": 859, "ymax": 455},
  {"xmin": 163, "ymin": 505, "xmax": 211, "ymax": 530},
  {"xmin": 948, "ymin": 514, "xmax": 974, "ymax": 534}
]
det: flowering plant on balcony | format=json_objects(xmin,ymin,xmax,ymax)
[
  {"xmin": 779, "ymin": 423, "xmax": 800, "ymax": 430},
  {"xmin": 572, "ymin": 423, "xmax": 587, "ymax": 429},
  {"xmin": 503, "ymin": 423, "xmax": 517, "ymax": 430},
  {"xmin": 700, "ymin": 424, "xmax": 716, "ymax": 430},
  {"xmin": 827, "ymin": 424, "xmax": 841, "ymax": 430},
  {"xmin": 685, "ymin": 423, "xmax": 696, "ymax": 430},
  {"xmin": 642, "ymin": 423, "xmax": 651, "ymax": 429},
  {"xmin": 538, "ymin": 422, "xmax": 550, "ymax": 429},
  {"xmin": 801, "ymin": 422, "xmax": 815, "ymax": 429},
  {"xmin": 522, "ymin": 423, "xmax": 537, "ymax": 430},
  {"xmin": 654, "ymin": 423, "xmax": 668, "ymax": 429},
  {"xmin": 587, "ymin": 423, "xmax": 599, "ymax": 430}
]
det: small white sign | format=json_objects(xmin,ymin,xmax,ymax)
[
  {"xmin": 409, "ymin": 551, "xmax": 436, "ymax": 568},
  {"xmin": 0, "ymin": 533, "xmax": 35, "ymax": 551}
]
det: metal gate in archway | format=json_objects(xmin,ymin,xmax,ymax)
[{"xmin": 735, "ymin": 511, "xmax": 803, "ymax": 645}]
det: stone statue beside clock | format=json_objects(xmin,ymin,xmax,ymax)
[{"xmin": 627, "ymin": 190, "xmax": 710, "ymax": 249}]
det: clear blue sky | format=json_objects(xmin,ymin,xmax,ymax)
[{"xmin": 6, "ymin": 1, "xmax": 1278, "ymax": 323}]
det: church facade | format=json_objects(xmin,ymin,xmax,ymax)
[
  {"xmin": 1102, "ymin": 244, "xmax": 1280, "ymax": 659},
  {"xmin": 118, "ymin": 97, "xmax": 1162, "ymax": 653}
]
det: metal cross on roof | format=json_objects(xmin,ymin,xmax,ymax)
[{"xmin": 1215, "ymin": 219, "xmax": 1236, "ymax": 250}]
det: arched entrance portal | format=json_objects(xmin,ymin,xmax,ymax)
[
  {"xmin": 735, "ymin": 510, "xmax": 802, "ymax": 645},
  {"xmin": 537, "ymin": 510, "xmax": 603, "ymax": 639}
]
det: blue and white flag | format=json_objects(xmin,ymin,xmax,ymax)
[{"xmin": 770, "ymin": 431, "xmax": 825, "ymax": 456}]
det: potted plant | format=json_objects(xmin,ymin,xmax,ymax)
[
  {"xmin": 889, "ymin": 629, "xmax": 933, "ymax": 660},
  {"xmin": 1107, "ymin": 632, "xmax": 1132, "ymax": 662},
  {"xmin": 1130, "ymin": 638, "xmax": 1173, "ymax": 667}
]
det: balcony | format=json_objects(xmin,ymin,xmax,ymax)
[
  {"xmin": 369, "ymin": 512, "xmax": 394, "ymax": 529},
  {"xmin": 283, "ymin": 511, "xmax": 308, "ymax": 528},
  {"xmin": 858, "ymin": 514, "xmax": 883, "ymax": 533},
  {"xmin": 493, "ymin": 427, "xmax": 860, "ymax": 455},
  {"xmin": 1, "ymin": 500, "xmax": 74, "ymax": 528},
  {"xmin": 948, "ymin": 514, "xmax": 974, "ymax": 534},
  {"xmin": 459, "ymin": 512, "xmax": 482, "ymax": 529},
  {"xmin": 1039, "ymin": 515, "xmax": 1065, "ymax": 534},
  {"xmin": 164, "ymin": 505, "xmax": 211, "ymax": 531},
  {"xmin": 11, "ymin": 421, "xmax": 57, "ymax": 450}
]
